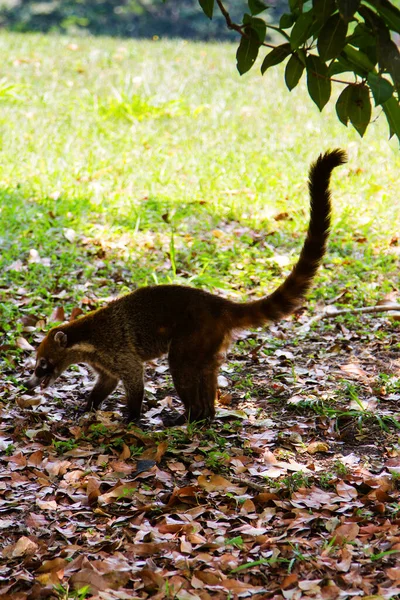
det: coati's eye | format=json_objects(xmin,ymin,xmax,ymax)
[
  {"xmin": 35, "ymin": 357, "xmax": 53, "ymax": 377},
  {"xmin": 39, "ymin": 357, "xmax": 48, "ymax": 370}
]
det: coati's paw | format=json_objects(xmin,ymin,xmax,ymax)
[
  {"xmin": 124, "ymin": 411, "xmax": 142, "ymax": 424},
  {"xmin": 161, "ymin": 410, "xmax": 187, "ymax": 427},
  {"xmin": 76, "ymin": 404, "xmax": 93, "ymax": 418}
]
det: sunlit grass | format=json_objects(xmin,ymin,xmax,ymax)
[{"xmin": 0, "ymin": 32, "xmax": 399, "ymax": 334}]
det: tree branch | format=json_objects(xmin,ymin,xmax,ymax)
[
  {"xmin": 299, "ymin": 303, "xmax": 400, "ymax": 332},
  {"xmin": 215, "ymin": 0, "xmax": 280, "ymax": 49}
]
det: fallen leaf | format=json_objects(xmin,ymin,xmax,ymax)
[
  {"xmin": 3, "ymin": 536, "xmax": 38, "ymax": 558},
  {"xmin": 16, "ymin": 337, "xmax": 35, "ymax": 351},
  {"xmin": 50, "ymin": 306, "xmax": 65, "ymax": 322},
  {"xmin": 307, "ymin": 441, "xmax": 329, "ymax": 454},
  {"xmin": 339, "ymin": 363, "xmax": 369, "ymax": 379},
  {"xmin": 198, "ymin": 475, "xmax": 247, "ymax": 494},
  {"xmin": 333, "ymin": 523, "xmax": 359, "ymax": 544},
  {"xmin": 63, "ymin": 228, "xmax": 77, "ymax": 243}
]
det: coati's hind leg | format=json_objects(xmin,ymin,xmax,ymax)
[
  {"xmin": 86, "ymin": 372, "xmax": 119, "ymax": 412},
  {"xmin": 120, "ymin": 362, "xmax": 144, "ymax": 422},
  {"xmin": 167, "ymin": 333, "xmax": 223, "ymax": 425}
]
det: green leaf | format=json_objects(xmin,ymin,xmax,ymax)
[
  {"xmin": 328, "ymin": 56, "xmax": 354, "ymax": 76},
  {"xmin": 236, "ymin": 29, "xmax": 261, "ymax": 75},
  {"xmin": 337, "ymin": 0, "xmax": 360, "ymax": 22},
  {"xmin": 342, "ymin": 44, "xmax": 376, "ymax": 75},
  {"xmin": 289, "ymin": 0, "xmax": 301, "ymax": 11},
  {"xmin": 285, "ymin": 53, "xmax": 305, "ymax": 90},
  {"xmin": 248, "ymin": 0, "xmax": 268, "ymax": 16},
  {"xmin": 306, "ymin": 54, "xmax": 331, "ymax": 110},
  {"xmin": 358, "ymin": 5, "xmax": 387, "ymax": 32},
  {"xmin": 198, "ymin": 0, "xmax": 214, "ymax": 19},
  {"xmin": 261, "ymin": 43, "xmax": 292, "ymax": 74},
  {"xmin": 366, "ymin": 0, "xmax": 400, "ymax": 33},
  {"xmin": 317, "ymin": 13, "xmax": 348, "ymax": 60},
  {"xmin": 377, "ymin": 36, "xmax": 400, "ymax": 88},
  {"xmin": 367, "ymin": 72, "xmax": 394, "ymax": 105},
  {"xmin": 243, "ymin": 16, "xmax": 267, "ymax": 42},
  {"xmin": 382, "ymin": 95, "xmax": 400, "ymax": 141},
  {"xmin": 336, "ymin": 84, "xmax": 353, "ymax": 125},
  {"xmin": 348, "ymin": 84, "xmax": 371, "ymax": 136},
  {"xmin": 280, "ymin": 13, "xmax": 295, "ymax": 29},
  {"xmin": 350, "ymin": 23, "xmax": 376, "ymax": 48},
  {"xmin": 312, "ymin": 0, "xmax": 336, "ymax": 25},
  {"xmin": 290, "ymin": 11, "xmax": 314, "ymax": 50}
]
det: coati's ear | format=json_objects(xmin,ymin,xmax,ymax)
[{"xmin": 54, "ymin": 331, "xmax": 68, "ymax": 348}]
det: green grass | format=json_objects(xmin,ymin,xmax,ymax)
[{"xmin": 0, "ymin": 31, "xmax": 399, "ymax": 342}]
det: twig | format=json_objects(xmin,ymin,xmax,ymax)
[
  {"xmin": 299, "ymin": 303, "xmax": 400, "ymax": 332},
  {"xmin": 230, "ymin": 474, "xmax": 267, "ymax": 492},
  {"xmin": 215, "ymin": 0, "xmax": 285, "ymax": 49}
]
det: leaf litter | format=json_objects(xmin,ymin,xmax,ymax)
[
  {"xmin": 1, "ymin": 307, "xmax": 400, "ymax": 599},
  {"xmin": 2, "ymin": 229, "xmax": 400, "ymax": 599}
]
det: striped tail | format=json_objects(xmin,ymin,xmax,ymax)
[{"xmin": 233, "ymin": 149, "xmax": 347, "ymax": 328}]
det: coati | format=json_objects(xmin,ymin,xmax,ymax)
[{"xmin": 24, "ymin": 150, "xmax": 346, "ymax": 425}]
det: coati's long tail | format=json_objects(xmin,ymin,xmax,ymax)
[{"xmin": 235, "ymin": 149, "xmax": 347, "ymax": 328}]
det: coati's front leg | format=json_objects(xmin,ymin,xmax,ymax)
[
  {"xmin": 120, "ymin": 362, "xmax": 145, "ymax": 422},
  {"xmin": 86, "ymin": 372, "xmax": 119, "ymax": 412}
]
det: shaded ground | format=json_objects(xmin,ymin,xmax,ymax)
[{"xmin": 2, "ymin": 307, "xmax": 400, "ymax": 600}]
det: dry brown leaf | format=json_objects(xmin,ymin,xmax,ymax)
[
  {"xmin": 336, "ymin": 481, "xmax": 358, "ymax": 500},
  {"xmin": 218, "ymin": 392, "xmax": 233, "ymax": 406},
  {"xmin": 281, "ymin": 573, "xmax": 298, "ymax": 589},
  {"xmin": 98, "ymin": 481, "xmax": 138, "ymax": 505},
  {"xmin": 274, "ymin": 211, "xmax": 289, "ymax": 221},
  {"xmin": 298, "ymin": 579, "xmax": 322, "ymax": 592},
  {"xmin": 307, "ymin": 441, "xmax": 329, "ymax": 454},
  {"xmin": 36, "ymin": 571, "xmax": 64, "ymax": 585},
  {"xmin": 70, "ymin": 307, "xmax": 84, "ymax": 320},
  {"xmin": 223, "ymin": 579, "xmax": 264, "ymax": 593},
  {"xmin": 16, "ymin": 337, "xmax": 35, "ymax": 351},
  {"xmin": 339, "ymin": 363, "xmax": 369, "ymax": 379},
  {"xmin": 16, "ymin": 396, "xmax": 42, "ymax": 408},
  {"xmin": 334, "ymin": 523, "xmax": 360, "ymax": 544},
  {"xmin": 50, "ymin": 306, "xmax": 65, "ymax": 322},
  {"xmin": 70, "ymin": 568, "xmax": 109, "ymax": 593},
  {"xmin": 86, "ymin": 476, "xmax": 101, "ymax": 507},
  {"xmin": 36, "ymin": 558, "xmax": 69, "ymax": 573},
  {"xmin": 387, "ymin": 567, "xmax": 400, "ymax": 581},
  {"xmin": 27, "ymin": 450, "xmax": 44, "ymax": 466},
  {"xmin": 240, "ymin": 499, "xmax": 256, "ymax": 514},
  {"xmin": 3, "ymin": 536, "xmax": 38, "ymax": 558},
  {"xmin": 141, "ymin": 440, "xmax": 168, "ymax": 462},
  {"xmin": 118, "ymin": 443, "xmax": 131, "ymax": 460},
  {"xmin": 197, "ymin": 474, "xmax": 246, "ymax": 494},
  {"xmin": 36, "ymin": 499, "xmax": 58, "ymax": 511}
]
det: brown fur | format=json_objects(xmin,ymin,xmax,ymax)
[{"xmin": 24, "ymin": 150, "xmax": 347, "ymax": 424}]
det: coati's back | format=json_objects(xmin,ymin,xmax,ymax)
[{"xmin": 113, "ymin": 285, "xmax": 237, "ymax": 361}]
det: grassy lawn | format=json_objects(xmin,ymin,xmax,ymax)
[{"xmin": 1, "ymin": 32, "xmax": 400, "ymax": 599}]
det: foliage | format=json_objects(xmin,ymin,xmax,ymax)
[{"xmin": 198, "ymin": 0, "xmax": 400, "ymax": 142}]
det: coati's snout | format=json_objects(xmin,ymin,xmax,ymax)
[
  {"xmin": 24, "ymin": 357, "xmax": 56, "ymax": 390},
  {"xmin": 24, "ymin": 330, "xmax": 68, "ymax": 391}
]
